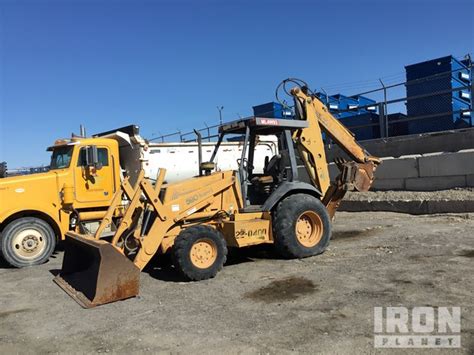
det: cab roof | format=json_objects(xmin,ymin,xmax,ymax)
[
  {"xmin": 219, "ymin": 117, "xmax": 308, "ymax": 135},
  {"xmin": 46, "ymin": 137, "xmax": 117, "ymax": 151}
]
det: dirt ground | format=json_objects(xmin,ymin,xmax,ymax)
[{"xmin": 0, "ymin": 211, "xmax": 473, "ymax": 354}]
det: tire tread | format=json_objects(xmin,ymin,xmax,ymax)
[
  {"xmin": 273, "ymin": 193, "xmax": 331, "ymax": 258},
  {"xmin": 172, "ymin": 225, "xmax": 227, "ymax": 281},
  {"xmin": 0, "ymin": 217, "xmax": 56, "ymax": 268}
]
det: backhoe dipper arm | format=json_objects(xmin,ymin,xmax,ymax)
[{"xmin": 290, "ymin": 86, "xmax": 381, "ymax": 218}]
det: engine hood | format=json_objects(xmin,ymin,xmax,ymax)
[
  {"xmin": 0, "ymin": 171, "xmax": 57, "ymax": 189},
  {"xmin": 0, "ymin": 170, "xmax": 67, "ymax": 221}
]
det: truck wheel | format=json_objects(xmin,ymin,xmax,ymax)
[
  {"xmin": 172, "ymin": 225, "xmax": 227, "ymax": 281},
  {"xmin": 273, "ymin": 193, "xmax": 331, "ymax": 258},
  {"xmin": 0, "ymin": 217, "xmax": 56, "ymax": 268}
]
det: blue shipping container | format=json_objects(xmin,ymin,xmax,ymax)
[
  {"xmin": 339, "ymin": 113, "xmax": 380, "ymax": 141},
  {"xmin": 405, "ymin": 55, "xmax": 472, "ymax": 134},
  {"xmin": 387, "ymin": 113, "xmax": 409, "ymax": 137},
  {"xmin": 316, "ymin": 92, "xmax": 376, "ymax": 118},
  {"xmin": 253, "ymin": 102, "xmax": 293, "ymax": 118}
]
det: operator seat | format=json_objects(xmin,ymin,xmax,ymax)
[
  {"xmin": 265, "ymin": 150, "xmax": 290, "ymax": 180},
  {"xmin": 251, "ymin": 150, "xmax": 290, "ymax": 185}
]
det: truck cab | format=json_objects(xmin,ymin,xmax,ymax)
[{"xmin": 0, "ymin": 135, "xmax": 121, "ymax": 267}]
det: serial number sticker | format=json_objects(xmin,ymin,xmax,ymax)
[{"xmin": 171, "ymin": 204, "xmax": 180, "ymax": 212}]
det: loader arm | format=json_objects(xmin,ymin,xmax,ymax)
[
  {"xmin": 290, "ymin": 86, "xmax": 380, "ymax": 218},
  {"xmin": 54, "ymin": 169, "xmax": 240, "ymax": 307}
]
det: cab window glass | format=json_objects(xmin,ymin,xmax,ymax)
[
  {"xmin": 77, "ymin": 147, "xmax": 109, "ymax": 167},
  {"xmin": 50, "ymin": 146, "xmax": 74, "ymax": 169}
]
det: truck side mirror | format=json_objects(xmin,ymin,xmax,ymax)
[{"xmin": 85, "ymin": 146, "xmax": 102, "ymax": 170}]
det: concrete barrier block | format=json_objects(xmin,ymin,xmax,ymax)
[
  {"xmin": 418, "ymin": 151, "xmax": 474, "ymax": 177},
  {"xmin": 405, "ymin": 176, "xmax": 467, "ymax": 191},
  {"xmin": 375, "ymin": 157, "xmax": 419, "ymax": 179},
  {"xmin": 399, "ymin": 154, "xmax": 422, "ymax": 159},
  {"xmin": 325, "ymin": 128, "xmax": 474, "ymax": 161},
  {"xmin": 467, "ymin": 175, "xmax": 474, "ymax": 187},
  {"xmin": 372, "ymin": 178, "xmax": 405, "ymax": 191},
  {"xmin": 340, "ymin": 199, "xmax": 474, "ymax": 214},
  {"xmin": 421, "ymin": 152, "xmax": 444, "ymax": 157}
]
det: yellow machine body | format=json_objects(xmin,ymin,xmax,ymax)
[
  {"xmin": 55, "ymin": 169, "xmax": 259, "ymax": 307},
  {"xmin": 221, "ymin": 212, "xmax": 273, "ymax": 248},
  {"xmin": 54, "ymin": 83, "xmax": 381, "ymax": 307}
]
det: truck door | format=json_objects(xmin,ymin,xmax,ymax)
[{"xmin": 74, "ymin": 146, "xmax": 115, "ymax": 204}]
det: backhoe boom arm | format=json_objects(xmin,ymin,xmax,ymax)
[{"xmin": 291, "ymin": 86, "xmax": 380, "ymax": 217}]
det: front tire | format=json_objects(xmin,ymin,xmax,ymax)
[
  {"xmin": 0, "ymin": 217, "xmax": 56, "ymax": 268},
  {"xmin": 172, "ymin": 225, "xmax": 227, "ymax": 281},
  {"xmin": 273, "ymin": 193, "xmax": 331, "ymax": 258}
]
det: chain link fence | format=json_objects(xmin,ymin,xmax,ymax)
[
  {"xmin": 151, "ymin": 61, "xmax": 472, "ymax": 143},
  {"xmin": 324, "ymin": 63, "xmax": 473, "ymax": 141}
]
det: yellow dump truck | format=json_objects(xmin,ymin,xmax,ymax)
[{"xmin": 0, "ymin": 130, "xmax": 126, "ymax": 267}]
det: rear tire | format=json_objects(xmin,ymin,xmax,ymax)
[
  {"xmin": 172, "ymin": 225, "xmax": 227, "ymax": 281},
  {"xmin": 0, "ymin": 217, "xmax": 56, "ymax": 268},
  {"xmin": 273, "ymin": 193, "xmax": 331, "ymax": 258}
]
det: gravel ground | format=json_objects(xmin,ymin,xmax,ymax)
[
  {"xmin": 0, "ymin": 211, "xmax": 473, "ymax": 354},
  {"xmin": 345, "ymin": 188, "xmax": 474, "ymax": 202}
]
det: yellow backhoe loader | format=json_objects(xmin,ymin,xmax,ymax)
[{"xmin": 54, "ymin": 79, "xmax": 381, "ymax": 308}]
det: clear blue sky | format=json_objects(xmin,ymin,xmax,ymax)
[{"xmin": 1, "ymin": 0, "xmax": 473, "ymax": 167}]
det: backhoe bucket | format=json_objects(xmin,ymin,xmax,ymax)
[{"xmin": 54, "ymin": 232, "xmax": 140, "ymax": 308}]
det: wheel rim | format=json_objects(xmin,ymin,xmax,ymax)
[
  {"xmin": 11, "ymin": 228, "xmax": 46, "ymax": 259},
  {"xmin": 189, "ymin": 238, "xmax": 218, "ymax": 269},
  {"xmin": 295, "ymin": 211, "xmax": 323, "ymax": 248}
]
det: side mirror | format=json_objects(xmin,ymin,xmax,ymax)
[{"xmin": 85, "ymin": 146, "xmax": 102, "ymax": 170}]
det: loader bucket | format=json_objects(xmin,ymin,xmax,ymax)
[{"xmin": 54, "ymin": 232, "xmax": 140, "ymax": 308}]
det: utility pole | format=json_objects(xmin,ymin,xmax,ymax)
[{"xmin": 217, "ymin": 106, "xmax": 224, "ymax": 125}]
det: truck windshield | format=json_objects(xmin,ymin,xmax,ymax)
[{"xmin": 50, "ymin": 146, "xmax": 74, "ymax": 169}]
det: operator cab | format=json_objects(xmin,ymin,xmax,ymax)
[{"xmin": 208, "ymin": 117, "xmax": 309, "ymax": 209}]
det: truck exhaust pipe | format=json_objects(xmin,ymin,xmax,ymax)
[{"xmin": 194, "ymin": 129, "xmax": 203, "ymax": 176}]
